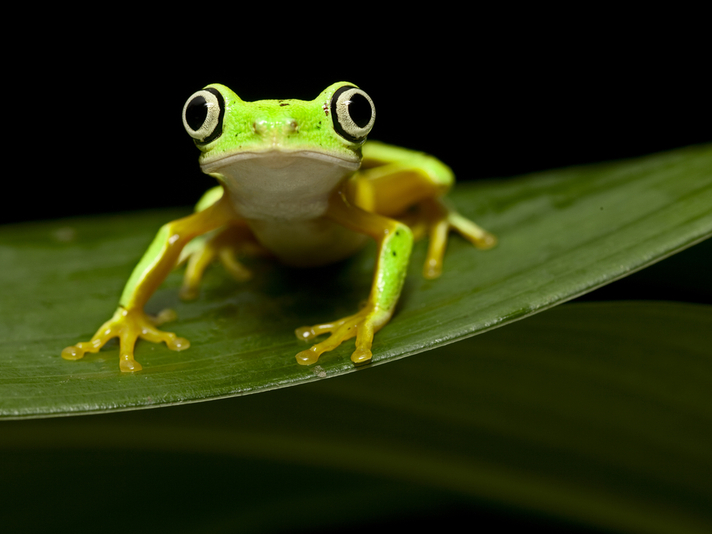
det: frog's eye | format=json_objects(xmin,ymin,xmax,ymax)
[
  {"xmin": 182, "ymin": 88, "xmax": 225, "ymax": 144},
  {"xmin": 330, "ymin": 85, "xmax": 375, "ymax": 143}
]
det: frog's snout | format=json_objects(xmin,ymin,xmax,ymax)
[{"xmin": 253, "ymin": 118, "xmax": 299, "ymax": 138}]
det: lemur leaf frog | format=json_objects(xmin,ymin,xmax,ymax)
[{"xmin": 62, "ymin": 82, "xmax": 496, "ymax": 372}]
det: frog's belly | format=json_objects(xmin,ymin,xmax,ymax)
[
  {"xmin": 202, "ymin": 151, "xmax": 367, "ymax": 265},
  {"xmin": 246, "ymin": 218, "xmax": 368, "ymax": 267}
]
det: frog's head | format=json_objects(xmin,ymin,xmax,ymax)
[{"xmin": 182, "ymin": 82, "xmax": 375, "ymax": 175}]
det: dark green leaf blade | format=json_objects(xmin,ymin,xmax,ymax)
[
  {"xmin": 1, "ymin": 144, "xmax": 710, "ymax": 417},
  {"xmin": 2, "ymin": 302, "xmax": 710, "ymax": 533}
]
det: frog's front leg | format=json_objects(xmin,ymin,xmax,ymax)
[
  {"xmin": 62, "ymin": 191, "xmax": 237, "ymax": 372},
  {"xmin": 295, "ymin": 189, "xmax": 413, "ymax": 366},
  {"xmin": 61, "ymin": 307, "xmax": 186, "ymax": 372}
]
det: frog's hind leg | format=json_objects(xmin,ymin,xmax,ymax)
[
  {"xmin": 178, "ymin": 223, "xmax": 268, "ymax": 300},
  {"xmin": 415, "ymin": 198, "xmax": 496, "ymax": 279},
  {"xmin": 349, "ymin": 153, "xmax": 496, "ymax": 280}
]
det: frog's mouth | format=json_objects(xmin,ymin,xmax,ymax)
[{"xmin": 200, "ymin": 149, "xmax": 360, "ymax": 175}]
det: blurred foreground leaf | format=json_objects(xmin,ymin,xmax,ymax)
[
  {"xmin": 0, "ymin": 144, "xmax": 710, "ymax": 417},
  {"xmin": 1, "ymin": 302, "xmax": 710, "ymax": 533}
]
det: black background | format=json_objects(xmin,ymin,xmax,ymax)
[{"xmin": 4, "ymin": 20, "xmax": 709, "ymax": 226}]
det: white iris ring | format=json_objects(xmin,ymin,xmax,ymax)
[
  {"xmin": 182, "ymin": 89, "xmax": 222, "ymax": 142},
  {"xmin": 333, "ymin": 87, "xmax": 375, "ymax": 141}
]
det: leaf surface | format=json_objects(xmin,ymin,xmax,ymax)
[
  {"xmin": 2, "ymin": 302, "xmax": 710, "ymax": 533},
  {"xmin": 1, "ymin": 144, "xmax": 710, "ymax": 417}
]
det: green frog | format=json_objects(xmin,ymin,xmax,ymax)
[{"xmin": 62, "ymin": 82, "xmax": 495, "ymax": 372}]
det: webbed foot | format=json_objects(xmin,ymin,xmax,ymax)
[
  {"xmin": 294, "ymin": 306, "xmax": 393, "ymax": 366},
  {"xmin": 61, "ymin": 307, "xmax": 190, "ymax": 372}
]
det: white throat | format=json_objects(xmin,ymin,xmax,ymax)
[{"xmin": 201, "ymin": 151, "xmax": 359, "ymax": 221}]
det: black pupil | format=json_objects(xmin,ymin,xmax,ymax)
[
  {"xmin": 186, "ymin": 96, "xmax": 208, "ymax": 131},
  {"xmin": 347, "ymin": 93, "xmax": 371, "ymax": 127}
]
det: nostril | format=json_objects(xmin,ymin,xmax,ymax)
[
  {"xmin": 252, "ymin": 118, "xmax": 298, "ymax": 139},
  {"xmin": 253, "ymin": 120, "xmax": 267, "ymax": 135}
]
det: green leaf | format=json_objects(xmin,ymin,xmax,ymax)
[
  {"xmin": 1, "ymin": 302, "xmax": 710, "ymax": 533},
  {"xmin": 1, "ymin": 144, "xmax": 711, "ymax": 417}
]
